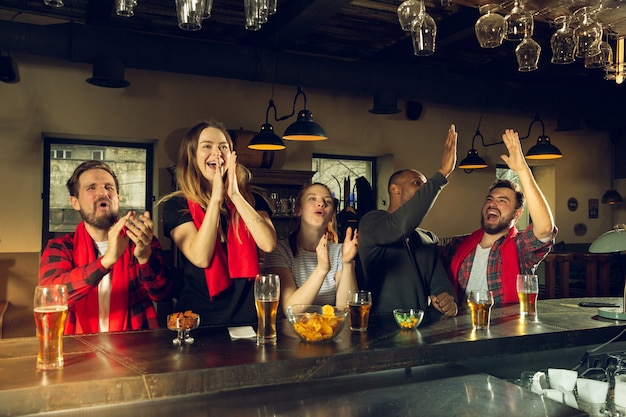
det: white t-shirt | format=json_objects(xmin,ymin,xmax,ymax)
[
  {"xmin": 464, "ymin": 244, "xmax": 490, "ymax": 297},
  {"xmin": 262, "ymin": 238, "xmax": 343, "ymax": 306},
  {"xmin": 95, "ymin": 241, "xmax": 111, "ymax": 332}
]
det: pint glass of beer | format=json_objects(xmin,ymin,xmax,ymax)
[
  {"xmin": 516, "ymin": 274, "xmax": 539, "ymax": 317},
  {"xmin": 467, "ymin": 290, "xmax": 494, "ymax": 330},
  {"xmin": 254, "ymin": 274, "xmax": 280, "ymax": 345},
  {"xmin": 347, "ymin": 290, "xmax": 372, "ymax": 332},
  {"xmin": 33, "ymin": 285, "xmax": 68, "ymax": 370}
]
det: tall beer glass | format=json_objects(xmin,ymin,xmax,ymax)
[
  {"xmin": 33, "ymin": 285, "xmax": 68, "ymax": 370},
  {"xmin": 254, "ymin": 274, "xmax": 280, "ymax": 345},
  {"xmin": 516, "ymin": 274, "xmax": 539, "ymax": 318}
]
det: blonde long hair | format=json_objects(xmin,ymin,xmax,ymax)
[
  {"xmin": 288, "ymin": 182, "xmax": 338, "ymax": 257},
  {"xmin": 159, "ymin": 120, "xmax": 256, "ymax": 235}
]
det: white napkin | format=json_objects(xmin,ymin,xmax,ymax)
[{"xmin": 228, "ymin": 326, "xmax": 256, "ymax": 340}]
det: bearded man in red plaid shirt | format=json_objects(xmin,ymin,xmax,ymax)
[
  {"xmin": 441, "ymin": 129, "xmax": 557, "ymax": 305},
  {"xmin": 39, "ymin": 160, "xmax": 173, "ymax": 335}
]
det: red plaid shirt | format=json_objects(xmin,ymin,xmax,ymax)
[
  {"xmin": 440, "ymin": 225, "xmax": 556, "ymax": 304},
  {"xmin": 39, "ymin": 233, "xmax": 173, "ymax": 334}
]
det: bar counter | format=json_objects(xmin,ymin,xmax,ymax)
[{"xmin": 2, "ymin": 297, "xmax": 625, "ymax": 416}]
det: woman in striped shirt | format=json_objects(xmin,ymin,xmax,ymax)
[{"xmin": 263, "ymin": 183, "xmax": 359, "ymax": 313}]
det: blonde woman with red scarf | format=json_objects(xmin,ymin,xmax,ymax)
[
  {"xmin": 161, "ymin": 121, "xmax": 276, "ymax": 326},
  {"xmin": 441, "ymin": 129, "xmax": 557, "ymax": 305}
]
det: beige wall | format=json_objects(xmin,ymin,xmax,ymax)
[{"xmin": 1, "ymin": 53, "xmax": 625, "ymax": 336}]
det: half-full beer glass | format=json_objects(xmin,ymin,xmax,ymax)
[
  {"xmin": 33, "ymin": 285, "xmax": 68, "ymax": 370},
  {"xmin": 254, "ymin": 274, "xmax": 280, "ymax": 345},
  {"xmin": 467, "ymin": 290, "xmax": 494, "ymax": 330},
  {"xmin": 347, "ymin": 290, "xmax": 372, "ymax": 332},
  {"xmin": 516, "ymin": 274, "xmax": 538, "ymax": 317}
]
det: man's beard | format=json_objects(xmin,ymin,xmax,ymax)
[
  {"xmin": 481, "ymin": 211, "xmax": 515, "ymax": 235},
  {"xmin": 79, "ymin": 206, "xmax": 118, "ymax": 230}
]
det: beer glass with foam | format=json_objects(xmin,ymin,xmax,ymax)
[
  {"xmin": 254, "ymin": 274, "xmax": 280, "ymax": 345},
  {"xmin": 347, "ymin": 290, "xmax": 372, "ymax": 332},
  {"xmin": 516, "ymin": 274, "xmax": 538, "ymax": 318},
  {"xmin": 33, "ymin": 285, "xmax": 68, "ymax": 370},
  {"xmin": 467, "ymin": 290, "xmax": 494, "ymax": 330}
]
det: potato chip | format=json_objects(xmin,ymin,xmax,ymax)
[{"xmin": 322, "ymin": 304, "xmax": 335, "ymax": 316}]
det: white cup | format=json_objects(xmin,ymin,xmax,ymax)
[
  {"xmin": 548, "ymin": 368, "xmax": 577, "ymax": 392},
  {"xmin": 576, "ymin": 378, "xmax": 609, "ymax": 404},
  {"xmin": 615, "ymin": 375, "xmax": 626, "ymax": 407}
]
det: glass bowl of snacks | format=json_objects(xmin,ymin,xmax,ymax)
[
  {"xmin": 393, "ymin": 308, "xmax": 424, "ymax": 330},
  {"xmin": 167, "ymin": 311, "xmax": 200, "ymax": 345},
  {"xmin": 286, "ymin": 304, "xmax": 348, "ymax": 343}
]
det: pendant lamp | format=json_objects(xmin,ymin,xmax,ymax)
[
  {"xmin": 282, "ymin": 86, "xmax": 327, "ymax": 141},
  {"xmin": 248, "ymin": 99, "xmax": 286, "ymax": 151},
  {"xmin": 523, "ymin": 115, "xmax": 563, "ymax": 160},
  {"xmin": 459, "ymin": 129, "xmax": 488, "ymax": 172}
]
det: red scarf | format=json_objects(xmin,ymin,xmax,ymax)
[
  {"xmin": 449, "ymin": 227, "xmax": 520, "ymax": 303},
  {"xmin": 187, "ymin": 199, "xmax": 259, "ymax": 298},
  {"xmin": 72, "ymin": 222, "xmax": 130, "ymax": 334}
]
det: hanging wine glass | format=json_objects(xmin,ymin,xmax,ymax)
[
  {"xmin": 515, "ymin": 36, "xmax": 541, "ymax": 71},
  {"xmin": 398, "ymin": 0, "xmax": 420, "ymax": 31},
  {"xmin": 475, "ymin": 4, "xmax": 506, "ymax": 49},
  {"xmin": 574, "ymin": 6, "xmax": 603, "ymax": 58},
  {"xmin": 201, "ymin": 0, "xmax": 213, "ymax": 19},
  {"xmin": 550, "ymin": 16, "xmax": 576, "ymax": 64},
  {"xmin": 411, "ymin": 0, "xmax": 436, "ymax": 56},
  {"xmin": 504, "ymin": 0, "xmax": 534, "ymax": 41},
  {"xmin": 585, "ymin": 30, "xmax": 612, "ymax": 68}
]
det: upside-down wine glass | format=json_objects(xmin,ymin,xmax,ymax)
[
  {"xmin": 516, "ymin": 35, "xmax": 541, "ymax": 71},
  {"xmin": 550, "ymin": 16, "xmax": 576, "ymax": 64},
  {"xmin": 475, "ymin": 4, "xmax": 506, "ymax": 49},
  {"xmin": 585, "ymin": 30, "xmax": 613, "ymax": 69},
  {"xmin": 505, "ymin": 0, "xmax": 534, "ymax": 41},
  {"xmin": 574, "ymin": 6, "xmax": 603, "ymax": 59},
  {"xmin": 411, "ymin": 0, "xmax": 436, "ymax": 56},
  {"xmin": 398, "ymin": 0, "xmax": 420, "ymax": 31}
]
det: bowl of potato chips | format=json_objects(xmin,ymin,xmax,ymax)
[{"xmin": 286, "ymin": 304, "xmax": 348, "ymax": 343}]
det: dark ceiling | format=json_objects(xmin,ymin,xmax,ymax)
[{"xmin": 0, "ymin": 0, "xmax": 625, "ymax": 123}]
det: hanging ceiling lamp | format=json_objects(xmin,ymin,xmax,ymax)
[
  {"xmin": 522, "ymin": 115, "xmax": 563, "ymax": 160},
  {"xmin": 248, "ymin": 99, "xmax": 286, "ymax": 151},
  {"xmin": 458, "ymin": 129, "xmax": 488, "ymax": 172},
  {"xmin": 282, "ymin": 86, "xmax": 327, "ymax": 141}
]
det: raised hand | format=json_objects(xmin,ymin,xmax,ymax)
[
  {"xmin": 211, "ymin": 154, "xmax": 226, "ymax": 204},
  {"xmin": 125, "ymin": 211, "xmax": 154, "ymax": 264},
  {"xmin": 499, "ymin": 128, "xmax": 528, "ymax": 173},
  {"xmin": 315, "ymin": 233, "xmax": 331, "ymax": 275},
  {"xmin": 226, "ymin": 151, "xmax": 242, "ymax": 199},
  {"xmin": 341, "ymin": 227, "xmax": 359, "ymax": 264},
  {"xmin": 101, "ymin": 212, "xmax": 131, "ymax": 269},
  {"xmin": 439, "ymin": 124, "xmax": 458, "ymax": 177}
]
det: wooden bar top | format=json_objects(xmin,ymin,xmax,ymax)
[{"xmin": 1, "ymin": 297, "xmax": 625, "ymax": 415}]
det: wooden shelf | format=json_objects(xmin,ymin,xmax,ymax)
[{"xmin": 250, "ymin": 169, "xmax": 315, "ymax": 187}]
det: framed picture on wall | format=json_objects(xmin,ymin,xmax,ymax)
[{"xmin": 42, "ymin": 135, "xmax": 154, "ymax": 249}]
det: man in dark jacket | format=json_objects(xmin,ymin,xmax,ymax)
[{"xmin": 358, "ymin": 125, "xmax": 458, "ymax": 317}]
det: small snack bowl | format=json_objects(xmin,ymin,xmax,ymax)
[
  {"xmin": 286, "ymin": 304, "xmax": 348, "ymax": 343},
  {"xmin": 167, "ymin": 311, "xmax": 200, "ymax": 346},
  {"xmin": 393, "ymin": 308, "xmax": 424, "ymax": 329}
]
